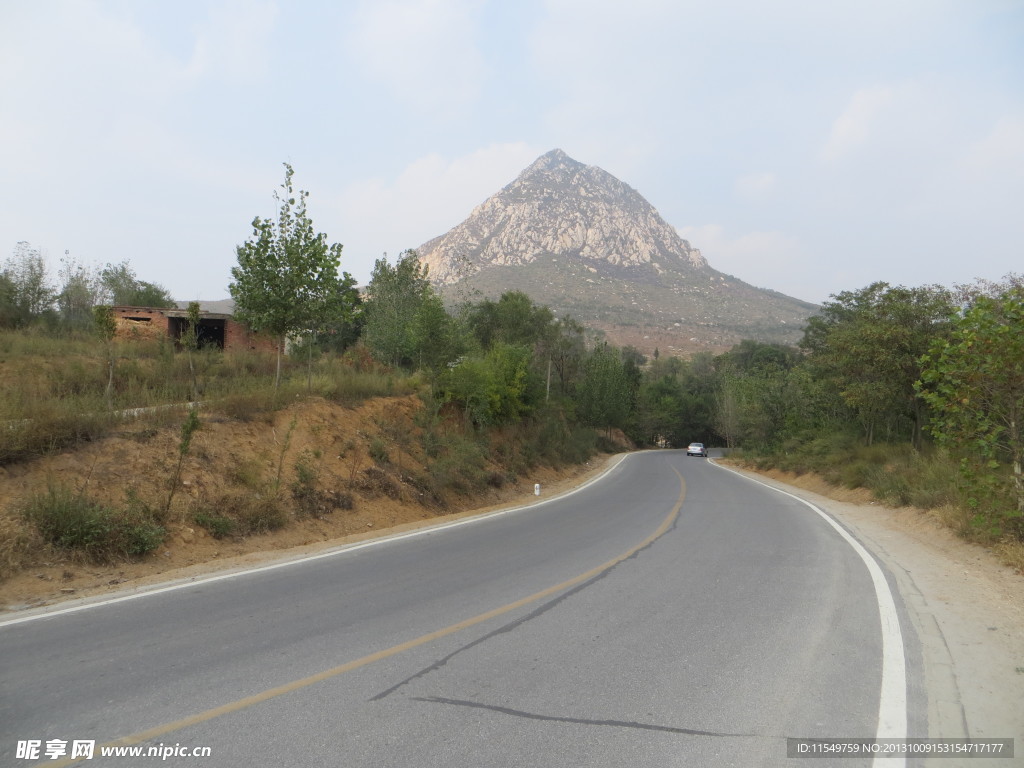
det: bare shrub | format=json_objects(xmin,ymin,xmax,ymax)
[
  {"xmin": 235, "ymin": 497, "xmax": 287, "ymax": 534},
  {"xmin": 357, "ymin": 466, "xmax": 401, "ymax": 499}
]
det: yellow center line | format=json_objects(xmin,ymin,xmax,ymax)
[{"xmin": 42, "ymin": 465, "xmax": 686, "ymax": 767}]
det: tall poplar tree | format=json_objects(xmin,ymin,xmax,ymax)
[
  {"xmin": 361, "ymin": 250, "xmax": 432, "ymax": 369},
  {"xmin": 577, "ymin": 343, "xmax": 632, "ymax": 437},
  {"xmin": 1, "ymin": 242, "xmax": 55, "ymax": 327},
  {"xmin": 230, "ymin": 163, "xmax": 357, "ymax": 387}
]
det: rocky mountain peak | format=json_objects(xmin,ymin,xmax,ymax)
[
  {"xmin": 526, "ymin": 147, "xmax": 573, "ymax": 172},
  {"xmin": 419, "ymin": 149, "xmax": 708, "ymax": 285}
]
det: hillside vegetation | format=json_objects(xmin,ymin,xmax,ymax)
[{"xmin": 714, "ymin": 279, "xmax": 1024, "ymax": 570}]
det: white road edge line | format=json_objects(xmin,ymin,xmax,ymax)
[
  {"xmin": 0, "ymin": 454, "xmax": 631, "ymax": 628},
  {"xmin": 711, "ymin": 459, "xmax": 907, "ymax": 768}
]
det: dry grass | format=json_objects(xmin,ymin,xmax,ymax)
[
  {"xmin": 933, "ymin": 503, "xmax": 975, "ymax": 538},
  {"xmin": 0, "ymin": 516, "xmax": 43, "ymax": 581},
  {"xmin": 994, "ymin": 539, "xmax": 1024, "ymax": 573},
  {"xmin": 0, "ymin": 326, "xmax": 421, "ymax": 467}
]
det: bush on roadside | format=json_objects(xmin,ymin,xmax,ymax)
[
  {"xmin": 428, "ymin": 433, "xmax": 489, "ymax": 494},
  {"xmin": 21, "ymin": 484, "xmax": 165, "ymax": 562},
  {"xmin": 193, "ymin": 510, "xmax": 237, "ymax": 539},
  {"xmin": 195, "ymin": 493, "xmax": 289, "ymax": 536}
]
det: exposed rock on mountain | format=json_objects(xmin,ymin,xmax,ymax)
[{"xmin": 418, "ymin": 149, "xmax": 817, "ymax": 355}]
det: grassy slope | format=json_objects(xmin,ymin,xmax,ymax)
[{"xmin": 0, "ymin": 331, "xmax": 620, "ymax": 606}]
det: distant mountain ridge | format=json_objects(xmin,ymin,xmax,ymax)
[
  {"xmin": 175, "ymin": 299, "xmax": 235, "ymax": 314},
  {"xmin": 418, "ymin": 149, "xmax": 817, "ymax": 355}
]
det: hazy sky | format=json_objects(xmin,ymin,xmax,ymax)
[{"xmin": 1, "ymin": 0, "xmax": 1021, "ymax": 305}]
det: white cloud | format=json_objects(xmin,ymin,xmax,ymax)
[
  {"xmin": 528, "ymin": 1, "xmax": 688, "ymax": 169},
  {"xmin": 734, "ymin": 172, "xmax": 776, "ymax": 200},
  {"xmin": 186, "ymin": 0, "xmax": 278, "ymax": 81},
  {"xmin": 680, "ymin": 224, "xmax": 802, "ymax": 274},
  {"xmin": 820, "ymin": 86, "xmax": 898, "ymax": 163},
  {"xmin": 960, "ymin": 115, "xmax": 1024, "ymax": 176},
  {"xmin": 912, "ymin": 113, "xmax": 1024, "ymax": 269},
  {"xmin": 348, "ymin": 0, "xmax": 487, "ymax": 118},
  {"xmin": 0, "ymin": 2, "xmax": 191, "ymax": 180},
  {"xmin": 2, "ymin": 0, "xmax": 1020, "ymax": 307}
]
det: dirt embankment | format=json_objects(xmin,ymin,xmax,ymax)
[{"xmin": 0, "ymin": 396, "xmax": 615, "ymax": 612}]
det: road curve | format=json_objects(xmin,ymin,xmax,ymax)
[{"xmin": 0, "ymin": 450, "xmax": 916, "ymax": 767}]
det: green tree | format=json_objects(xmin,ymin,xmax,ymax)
[
  {"xmin": 718, "ymin": 339, "xmax": 799, "ymax": 374},
  {"xmin": 629, "ymin": 355, "xmax": 716, "ymax": 448},
  {"xmin": 318, "ymin": 290, "xmax": 364, "ymax": 354},
  {"xmin": 94, "ymin": 305, "xmax": 118, "ymax": 408},
  {"xmin": 468, "ymin": 291, "xmax": 555, "ymax": 350},
  {"xmin": 182, "ymin": 301, "xmax": 202, "ymax": 402},
  {"xmin": 57, "ymin": 256, "xmax": 104, "ymax": 330},
  {"xmin": 918, "ymin": 287, "xmax": 1024, "ymax": 522},
  {"xmin": 443, "ymin": 356, "xmax": 495, "ymax": 427},
  {"xmin": 0, "ymin": 271, "xmax": 18, "ymax": 328},
  {"xmin": 486, "ymin": 343, "xmax": 534, "ymax": 422},
  {"xmin": 1, "ymin": 242, "xmax": 55, "ymax": 327},
  {"xmin": 577, "ymin": 343, "xmax": 633, "ymax": 436},
  {"xmin": 165, "ymin": 407, "xmax": 201, "ymax": 519},
  {"xmin": 230, "ymin": 163, "xmax": 356, "ymax": 387},
  {"xmin": 441, "ymin": 343, "xmax": 534, "ymax": 427},
  {"xmin": 801, "ymin": 282, "xmax": 953, "ymax": 446},
  {"xmin": 100, "ymin": 260, "xmax": 175, "ymax": 307},
  {"xmin": 705, "ymin": 341, "xmax": 811, "ymax": 451},
  {"xmin": 539, "ymin": 315, "xmax": 587, "ymax": 399},
  {"xmin": 632, "ymin": 370, "xmax": 688, "ymax": 447},
  {"xmin": 361, "ymin": 250, "xmax": 433, "ymax": 368},
  {"xmin": 411, "ymin": 292, "xmax": 467, "ymax": 373},
  {"xmin": 713, "ymin": 372, "xmax": 742, "ymax": 450}
]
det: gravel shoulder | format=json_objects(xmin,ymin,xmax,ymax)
[{"xmin": 722, "ymin": 462, "xmax": 1024, "ymax": 763}]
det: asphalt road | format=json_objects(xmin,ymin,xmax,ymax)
[{"xmin": 0, "ymin": 451, "xmax": 920, "ymax": 767}]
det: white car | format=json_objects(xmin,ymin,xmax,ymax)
[{"xmin": 686, "ymin": 442, "xmax": 708, "ymax": 457}]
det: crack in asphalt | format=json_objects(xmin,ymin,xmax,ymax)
[
  {"xmin": 412, "ymin": 696, "xmax": 757, "ymax": 738},
  {"xmin": 369, "ymin": 570, "xmax": 605, "ymax": 701},
  {"xmin": 369, "ymin": 467, "xmax": 682, "ymax": 702}
]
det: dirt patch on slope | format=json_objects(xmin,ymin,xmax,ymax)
[{"xmin": 0, "ymin": 396, "xmax": 615, "ymax": 612}]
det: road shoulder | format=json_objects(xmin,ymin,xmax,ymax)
[{"xmin": 718, "ymin": 462, "xmax": 1024, "ymax": 756}]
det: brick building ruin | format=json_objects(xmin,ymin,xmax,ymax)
[{"xmin": 110, "ymin": 306, "xmax": 276, "ymax": 353}]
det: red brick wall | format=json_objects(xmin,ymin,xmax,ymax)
[
  {"xmin": 111, "ymin": 307, "xmax": 171, "ymax": 341},
  {"xmin": 224, "ymin": 319, "xmax": 277, "ymax": 353}
]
